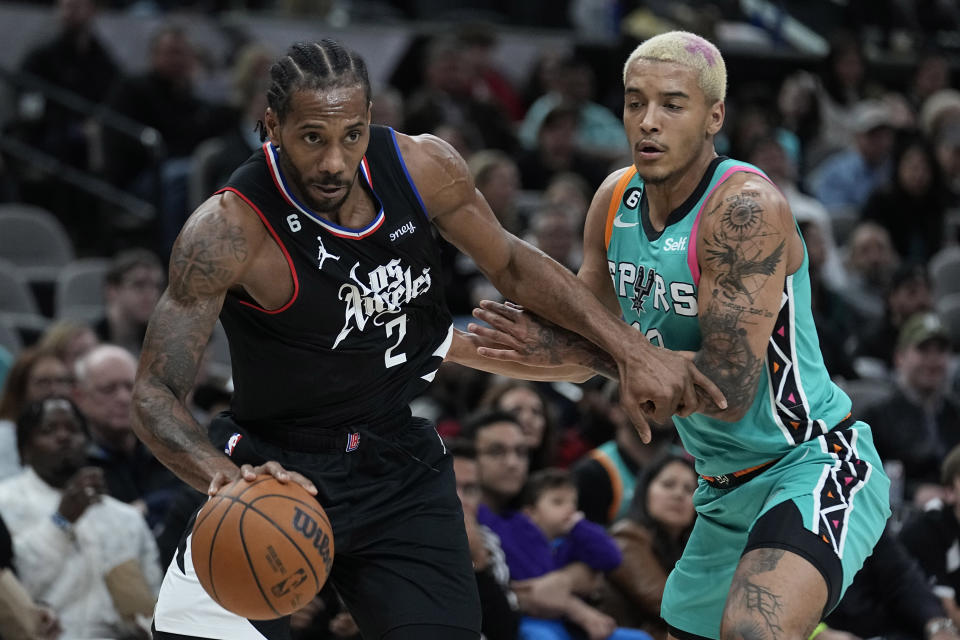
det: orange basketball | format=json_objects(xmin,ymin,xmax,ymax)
[{"xmin": 191, "ymin": 475, "xmax": 334, "ymax": 620}]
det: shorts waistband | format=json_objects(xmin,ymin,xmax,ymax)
[
  {"xmin": 241, "ymin": 412, "xmax": 412, "ymax": 453},
  {"xmin": 700, "ymin": 413, "xmax": 856, "ymax": 490}
]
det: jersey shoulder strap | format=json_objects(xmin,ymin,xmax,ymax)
[{"xmin": 604, "ymin": 166, "xmax": 638, "ymax": 249}]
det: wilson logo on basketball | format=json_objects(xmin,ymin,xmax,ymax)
[
  {"xmin": 270, "ymin": 568, "xmax": 309, "ymax": 597},
  {"xmin": 292, "ymin": 507, "xmax": 333, "ymax": 567}
]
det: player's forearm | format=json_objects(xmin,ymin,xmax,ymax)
[
  {"xmin": 448, "ymin": 329, "xmax": 616, "ymax": 381},
  {"xmin": 489, "ymin": 239, "xmax": 645, "ymax": 362},
  {"xmin": 132, "ymin": 380, "xmax": 236, "ymax": 493}
]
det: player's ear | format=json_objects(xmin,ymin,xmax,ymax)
[
  {"xmin": 706, "ymin": 100, "xmax": 724, "ymax": 136},
  {"xmin": 264, "ymin": 108, "xmax": 281, "ymax": 147}
]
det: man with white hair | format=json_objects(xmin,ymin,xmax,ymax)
[
  {"xmin": 74, "ymin": 344, "xmax": 181, "ymax": 530},
  {"xmin": 464, "ymin": 30, "xmax": 892, "ymax": 639}
]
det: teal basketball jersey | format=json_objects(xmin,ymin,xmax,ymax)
[{"xmin": 604, "ymin": 157, "xmax": 853, "ymax": 476}]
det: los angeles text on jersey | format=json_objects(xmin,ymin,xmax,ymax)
[
  {"xmin": 333, "ymin": 258, "xmax": 432, "ymax": 349},
  {"xmin": 607, "ymin": 260, "xmax": 698, "ymax": 317}
]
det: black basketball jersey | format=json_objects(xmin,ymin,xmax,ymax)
[{"xmin": 217, "ymin": 125, "xmax": 453, "ymax": 428}]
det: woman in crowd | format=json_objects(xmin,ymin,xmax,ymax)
[{"xmin": 480, "ymin": 380, "xmax": 558, "ymax": 471}]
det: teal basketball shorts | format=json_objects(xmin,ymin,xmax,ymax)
[{"xmin": 661, "ymin": 422, "xmax": 891, "ymax": 639}]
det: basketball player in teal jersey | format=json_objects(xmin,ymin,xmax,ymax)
[{"xmin": 452, "ymin": 31, "xmax": 891, "ymax": 639}]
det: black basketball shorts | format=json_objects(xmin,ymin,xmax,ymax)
[{"xmin": 152, "ymin": 411, "xmax": 481, "ymax": 640}]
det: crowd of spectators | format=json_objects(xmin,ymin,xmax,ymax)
[{"xmin": 6, "ymin": 0, "xmax": 960, "ymax": 638}]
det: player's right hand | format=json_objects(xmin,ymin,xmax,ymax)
[
  {"xmin": 615, "ymin": 335, "xmax": 727, "ymax": 442},
  {"xmin": 207, "ymin": 461, "xmax": 318, "ymax": 497}
]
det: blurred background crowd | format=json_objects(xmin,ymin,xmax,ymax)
[{"xmin": 2, "ymin": 0, "xmax": 960, "ymax": 638}]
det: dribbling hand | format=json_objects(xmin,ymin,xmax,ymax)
[{"xmin": 207, "ymin": 461, "xmax": 318, "ymax": 497}]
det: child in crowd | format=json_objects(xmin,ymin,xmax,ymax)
[{"xmin": 497, "ymin": 468, "xmax": 652, "ymax": 640}]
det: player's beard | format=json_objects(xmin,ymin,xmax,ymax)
[{"xmin": 278, "ymin": 149, "xmax": 354, "ymax": 214}]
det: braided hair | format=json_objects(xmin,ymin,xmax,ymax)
[{"xmin": 265, "ymin": 39, "xmax": 371, "ymax": 128}]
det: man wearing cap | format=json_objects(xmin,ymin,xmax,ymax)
[
  {"xmin": 808, "ymin": 99, "xmax": 896, "ymax": 213},
  {"xmin": 861, "ymin": 311, "xmax": 960, "ymax": 506}
]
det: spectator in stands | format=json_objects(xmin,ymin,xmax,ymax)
[
  {"xmin": 0, "ymin": 510, "xmax": 61, "ymax": 639},
  {"xmin": 808, "ymin": 99, "xmax": 896, "ymax": 215},
  {"xmin": 17, "ymin": 0, "xmax": 119, "ymax": 171},
  {"xmin": 190, "ymin": 43, "xmax": 272, "ymax": 206},
  {"xmin": 404, "ymin": 35, "xmax": 517, "ymax": 153},
  {"xmin": 102, "ymin": 22, "xmax": 236, "ymax": 256},
  {"xmin": 0, "ymin": 396, "xmax": 161, "ymax": 638},
  {"xmin": 862, "ymin": 134, "xmax": 948, "ymax": 264},
  {"xmin": 598, "ymin": 454, "xmax": 697, "ymax": 640},
  {"xmin": 466, "ymin": 410, "xmax": 608, "ymax": 632},
  {"xmin": 519, "ymin": 54, "xmax": 628, "ymax": 163},
  {"xmin": 861, "ymin": 312, "xmax": 960, "ymax": 507},
  {"xmin": 0, "ymin": 347, "xmax": 73, "ymax": 480},
  {"xmin": 907, "ymin": 52, "xmax": 951, "ymax": 114},
  {"xmin": 73, "ymin": 344, "xmax": 182, "ymax": 530},
  {"xmin": 900, "ymin": 443, "xmax": 960, "ymax": 627},
  {"xmin": 457, "ymin": 23, "xmax": 525, "ymax": 123},
  {"xmin": 480, "ymin": 381, "xmax": 557, "ymax": 472},
  {"xmin": 853, "ymin": 263, "xmax": 932, "ymax": 375},
  {"xmin": 502, "ymin": 468, "xmax": 651, "ymax": 640},
  {"xmin": 516, "ymin": 103, "xmax": 608, "ymax": 191},
  {"xmin": 94, "ymin": 248, "xmax": 164, "ymax": 357},
  {"xmin": 449, "ymin": 438, "xmax": 520, "ymax": 640},
  {"xmin": 36, "ymin": 318, "xmax": 99, "ymax": 372},
  {"xmin": 822, "ymin": 528, "xmax": 959, "ymax": 640},
  {"xmin": 571, "ymin": 413, "xmax": 673, "ymax": 527},
  {"xmin": 840, "ymin": 221, "xmax": 901, "ymax": 323}
]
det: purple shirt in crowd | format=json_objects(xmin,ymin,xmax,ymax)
[{"xmin": 477, "ymin": 503, "xmax": 622, "ymax": 581}]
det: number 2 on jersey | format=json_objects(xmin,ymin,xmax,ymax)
[{"xmin": 385, "ymin": 314, "xmax": 408, "ymax": 367}]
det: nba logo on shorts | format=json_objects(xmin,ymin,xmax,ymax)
[
  {"xmin": 345, "ymin": 432, "xmax": 360, "ymax": 452},
  {"xmin": 225, "ymin": 433, "xmax": 243, "ymax": 456}
]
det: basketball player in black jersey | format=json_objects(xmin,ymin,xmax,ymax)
[{"xmin": 132, "ymin": 39, "xmax": 725, "ymax": 640}]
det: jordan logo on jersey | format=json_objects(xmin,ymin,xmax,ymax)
[
  {"xmin": 332, "ymin": 258, "xmax": 433, "ymax": 349},
  {"xmin": 317, "ymin": 236, "xmax": 341, "ymax": 270}
]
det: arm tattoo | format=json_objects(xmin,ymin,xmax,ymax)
[
  {"xmin": 695, "ymin": 301, "xmax": 762, "ymax": 413},
  {"xmin": 170, "ymin": 214, "xmax": 248, "ymax": 304},
  {"xmin": 697, "ymin": 191, "xmax": 785, "ymax": 415},
  {"xmin": 704, "ymin": 192, "xmax": 785, "ymax": 305},
  {"xmin": 526, "ymin": 314, "xmax": 618, "ymax": 379}
]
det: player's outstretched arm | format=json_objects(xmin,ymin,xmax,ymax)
[
  {"xmin": 131, "ymin": 194, "xmax": 252, "ymax": 493},
  {"xmin": 692, "ymin": 175, "xmax": 797, "ymax": 421},
  {"xmin": 402, "ymin": 133, "xmax": 725, "ymax": 439}
]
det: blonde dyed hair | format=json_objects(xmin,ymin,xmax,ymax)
[{"xmin": 623, "ymin": 31, "xmax": 726, "ymax": 103}]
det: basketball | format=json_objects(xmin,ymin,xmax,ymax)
[{"xmin": 191, "ymin": 475, "xmax": 334, "ymax": 620}]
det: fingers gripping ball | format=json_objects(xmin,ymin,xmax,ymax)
[{"xmin": 191, "ymin": 475, "xmax": 334, "ymax": 620}]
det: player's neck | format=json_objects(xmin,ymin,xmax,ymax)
[{"xmin": 644, "ymin": 146, "xmax": 717, "ymax": 230}]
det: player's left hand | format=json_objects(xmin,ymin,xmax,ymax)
[
  {"xmin": 469, "ymin": 300, "xmax": 574, "ymax": 367},
  {"xmin": 241, "ymin": 461, "xmax": 318, "ymax": 496}
]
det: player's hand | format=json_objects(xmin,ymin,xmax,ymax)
[
  {"xmin": 207, "ymin": 461, "xmax": 318, "ymax": 497},
  {"xmin": 469, "ymin": 300, "xmax": 574, "ymax": 367},
  {"xmin": 58, "ymin": 467, "xmax": 107, "ymax": 523},
  {"xmin": 614, "ymin": 336, "xmax": 726, "ymax": 442}
]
